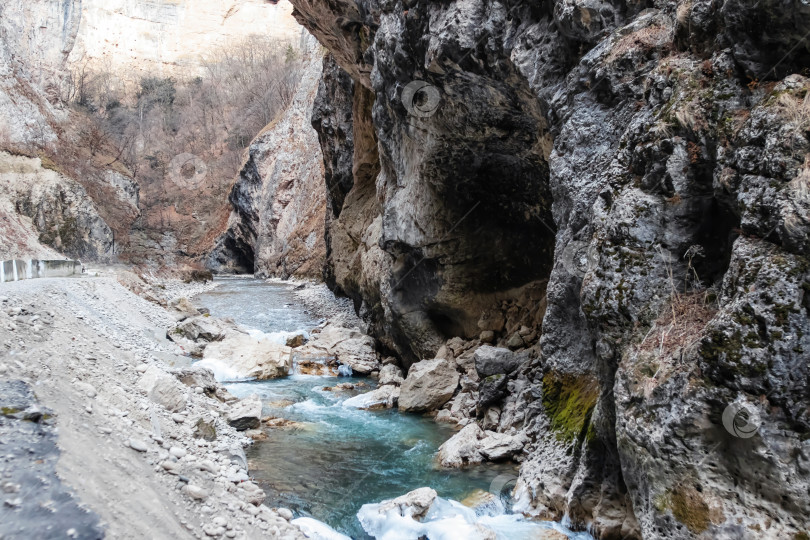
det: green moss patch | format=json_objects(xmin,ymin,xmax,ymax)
[{"xmin": 542, "ymin": 371, "xmax": 599, "ymax": 443}]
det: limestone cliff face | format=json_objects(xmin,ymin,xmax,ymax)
[
  {"xmin": 0, "ymin": 151, "xmax": 119, "ymax": 260},
  {"xmin": 0, "ymin": 1, "xmax": 120, "ymax": 260},
  {"xmin": 289, "ymin": 0, "xmax": 810, "ymax": 538},
  {"xmin": 69, "ymin": 0, "xmax": 303, "ymax": 84},
  {"xmin": 209, "ymin": 37, "xmax": 327, "ymax": 278}
]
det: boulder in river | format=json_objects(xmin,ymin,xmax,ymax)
[
  {"xmin": 202, "ymin": 333, "xmax": 292, "ymax": 380},
  {"xmin": 342, "ymin": 385, "xmax": 400, "ymax": 410},
  {"xmin": 398, "ymin": 358, "xmax": 459, "ymax": 412},
  {"xmin": 294, "ymin": 323, "xmax": 379, "ymax": 374},
  {"xmin": 375, "ymin": 487, "xmax": 437, "ymax": 520},
  {"xmin": 378, "ymin": 364, "xmax": 404, "ymax": 386},
  {"xmin": 227, "ymin": 395, "xmax": 262, "ymax": 431},
  {"xmin": 436, "ymin": 423, "xmax": 486, "ymax": 467}
]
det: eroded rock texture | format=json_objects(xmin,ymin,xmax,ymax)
[
  {"xmin": 209, "ymin": 38, "xmax": 327, "ymax": 278},
  {"xmin": 290, "ymin": 0, "xmax": 810, "ymax": 538}
]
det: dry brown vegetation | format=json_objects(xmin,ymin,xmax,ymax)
[
  {"xmin": 777, "ymin": 91, "xmax": 810, "ymax": 132},
  {"xmin": 53, "ymin": 35, "xmax": 303, "ymax": 265}
]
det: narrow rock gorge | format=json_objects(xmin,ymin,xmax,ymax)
[
  {"xmin": 259, "ymin": 0, "xmax": 807, "ymax": 538},
  {"xmin": 1, "ymin": 0, "xmax": 809, "ymax": 539}
]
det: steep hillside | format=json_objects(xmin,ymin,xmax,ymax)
[
  {"xmin": 0, "ymin": 0, "xmax": 307, "ymax": 267},
  {"xmin": 284, "ymin": 0, "xmax": 810, "ymax": 538}
]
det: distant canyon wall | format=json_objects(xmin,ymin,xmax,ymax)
[
  {"xmin": 0, "ymin": 0, "xmax": 307, "ymax": 265},
  {"xmin": 70, "ymin": 0, "xmax": 304, "ymax": 85},
  {"xmin": 208, "ymin": 36, "xmax": 327, "ymax": 279}
]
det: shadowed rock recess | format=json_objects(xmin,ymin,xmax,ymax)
[{"xmin": 288, "ymin": 0, "xmax": 810, "ymax": 538}]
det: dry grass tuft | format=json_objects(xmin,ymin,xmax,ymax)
[
  {"xmin": 640, "ymin": 291, "xmax": 718, "ymax": 354},
  {"xmin": 675, "ymin": 102, "xmax": 707, "ymax": 133},
  {"xmin": 777, "ymin": 92, "xmax": 810, "ymax": 132}
]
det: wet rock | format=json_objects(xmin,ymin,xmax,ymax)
[
  {"xmin": 285, "ymin": 333, "xmax": 306, "ymax": 348},
  {"xmin": 436, "ymin": 424, "xmax": 486, "ymax": 468},
  {"xmin": 476, "ymin": 374, "xmax": 509, "ymax": 415},
  {"xmin": 203, "ymin": 334, "xmax": 292, "ymax": 380},
  {"xmin": 0, "ymin": 381, "xmax": 103, "ymax": 538},
  {"xmin": 227, "ymin": 396, "xmax": 262, "ymax": 431},
  {"xmin": 376, "ymin": 487, "xmax": 437, "ymax": 520},
  {"xmin": 398, "ymin": 358, "xmax": 460, "ymax": 413},
  {"xmin": 294, "ymin": 323, "xmax": 379, "ymax": 374},
  {"xmin": 342, "ymin": 385, "xmax": 399, "ymax": 410}
]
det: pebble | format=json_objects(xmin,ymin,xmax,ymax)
[
  {"xmin": 212, "ymin": 517, "xmax": 227, "ymax": 527},
  {"xmin": 128, "ymin": 438, "xmax": 148, "ymax": 452},
  {"xmin": 277, "ymin": 508, "xmax": 293, "ymax": 521},
  {"xmin": 169, "ymin": 447, "xmax": 187, "ymax": 458},
  {"xmin": 135, "ymin": 364, "xmax": 148, "ymax": 373},
  {"xmin": 199, "ymin": 461, "xmax": 219, "ymax": 474},
  {"xmin": 161, "ymin": 461, "xmax": 180, "ymax": 473},
  {"xmin": 185, "ymin": 485, "xmax": 208, "ymax": 501},
  {"xmin": 195, "ymin": 387, "xmax": 204, "ymax": 394},
  {"xmin": 171, "ymin": 413, "xmax": 186, "ymax": 423}
]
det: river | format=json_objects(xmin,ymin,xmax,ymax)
[{"xmin": 194, "ymin": 277, "xmax": 593, "ymax": 540}]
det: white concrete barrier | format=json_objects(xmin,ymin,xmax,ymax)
[{"xmin": 0, "ymin": 259, "xmax": 82, "ymax": 283}]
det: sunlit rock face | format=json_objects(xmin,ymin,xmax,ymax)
[
  {"xmin": 289, "ymin": 0, "xmax": 810, "ymax": 538},
  {"xmin": 70, "ymin": 0, "xmax": 303, "ymax": 83},
  {"xmin": 209, "ymin": 36, "xmax": 328, "ymax": 279}
]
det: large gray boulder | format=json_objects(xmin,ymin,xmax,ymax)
[
  {"xmin": 227, "ymin": 396, "xmax": 262, "ymax": 431},
  {"xmin": 137, "ymin": 366, "xmax": 188, "ymax": 412},
  {"xmin": 202, "ymin": 333, "xmax": 292, "ymax": 380},
  {"xmin": 398, "ymin": 358, "xmax": 460, "ymax": 413},
  {"xmin": 473, "ymin": 346, "xmax": 524, "ymax": 378}
]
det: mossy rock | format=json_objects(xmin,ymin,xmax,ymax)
[
  {"xmin": 542, "ymin": 371, "xmax": 599, "ymax": 443},
  {"xmin": 658, "ymin": 485, "xmax": 712, "ymax": 534}
]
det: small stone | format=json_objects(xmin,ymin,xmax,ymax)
[
  {"xmin": 2, "ymin": 482, "xmax": 20, "ymax": 493},
  {"xmin": 169, "ymin": 447, "xmax": 187, "ymax": 458},
  {"xmin": 129, "ymin": 438, "xmax": 148, "ymax": 452},
  {"xmin": 171, "ymin": 413, "xmax": 186, "ymax": 423},
  {"xmin": 198, "ymin": 460, "xmax": 219, "ymax": 474},
  {"xmin": 479, "ymin": 330, "xmax": 495, "ymax": 343},
  {"xmin": 277, "ymin": 507, "xmax": 293, "ymax": 521},
  {"xmin": 135, "ymin": 364, "xmax": 148, "ymax": 373},
  {"xmin": 505, "ymin": 333, "xmax": 525, "ymax": 350},
  {"xmin": 161, "ymin": 461, "xmax": 180, "ymax": 473},
  {"xmin": 195, "ymin": 387, "xmax": 204, "ymax": 394},
  {"xmin": 185, "ymin": 484, "xmax": 208, "ymax": 500},
  {"xmin": 212, "ymin": 517, "xmax": 227, "ymax": 527}
]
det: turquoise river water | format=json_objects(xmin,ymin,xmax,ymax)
[{"xmin": 194, "ymin": 277, "xmax": 593, "ymax": 540}]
